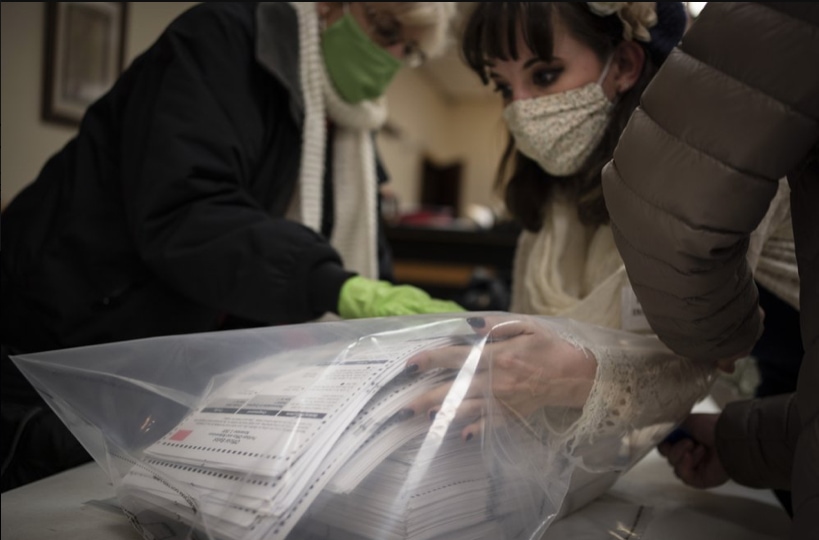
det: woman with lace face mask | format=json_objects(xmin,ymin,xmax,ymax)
[
  {"xmin": 405, "ymin": 3, "xmax": 798, "ymax": 491},
  {"xmin": 466, "ymin": 2, "xmax": 674, "ymax": 328},
  {"xmin": 399, "ymin": 10, "xmax": 700, "ymax": 521},
  {"xmin": 405, "ymin": 0, "xmax": 692, "ymax": 442},
  {"xmin": 397, "ymin": 4, "xmax": 706, "ymax": 522}
]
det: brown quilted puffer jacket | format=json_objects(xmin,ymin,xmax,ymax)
[{"xmin": 601, "ymin": 3, "xmax": 819, "ymax": 539}]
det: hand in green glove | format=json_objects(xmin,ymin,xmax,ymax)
[{"xmin": 338, "ymin": 276, "xmax": 466, "ymax": 319}]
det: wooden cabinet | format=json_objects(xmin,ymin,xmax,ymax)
[{"xmin": 384, "ymin": 224, "xmax": 518, "ymax": 306}]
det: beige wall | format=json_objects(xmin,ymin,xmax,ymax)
[
  {"xmin": 1, "ymin": 2, "xmax": 505, "ymax": 218},
  {"xmin": 377, "ymin": 70, "xmax": 505, "ymax": 216},
  {"xmin": 2, "ymin": 2, "xmax": 72, "ymax": 208},
  {"xmin": 446, "ymin": 98, "xmax": 507, "ymax": 215},
  {"xmin": 376, "ymin": 68, "xmax": 454, "ymax": 214}
]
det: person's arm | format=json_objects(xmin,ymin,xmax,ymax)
[
  {"xmin": 114, "ymin": 4, "xmax": 349, "ymax": 325},
  {"xmin": 116, "ymin": 4, "xmax": 465, "ymax": 325},
  {"xmin": 659, "ymin": 393, "xmax": 800, "ymax": 491},
  {"xmin": 601, "ymin": 2, "xmax": 819, "ymax": 504},
  {"xmin": 601, "ymin": 2, "xmax": 819, "ymax": 362},
  {"xmin": 402, "ymin": 314, "xmax": 713, "ymax": 473}
]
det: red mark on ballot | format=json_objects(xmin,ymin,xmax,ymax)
[{"xmin": 169, "ymin": 429, "xmax": 193, "ymax": 441}]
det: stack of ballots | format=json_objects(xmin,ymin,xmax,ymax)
[
  {"xmin": 112, "ymin": 319, "xmax": 568, "ymax": 540},
  {"xmin": 10, "ymin": 313, "xmax": 709, "ymax": 540}
]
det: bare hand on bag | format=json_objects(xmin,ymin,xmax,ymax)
[{"xmin": 401, "ymin": 314, "xmax": 597, "ymax": 441}]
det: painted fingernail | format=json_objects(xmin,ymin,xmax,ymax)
[
  {"xmin": 404, "ymin": 363, "xmax": 419, "ymax": 375},
  {"xmin": 428, "ymin": 409, "xmax": 438, "ymax": 421},
  {"xmin": 467, "ymin": 317, "xmax": 485, "ymax": 328},
  {"xmin": 465, "ymin": 432, "xmax": 473, "ymax": 442}
]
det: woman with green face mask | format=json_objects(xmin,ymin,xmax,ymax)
[
  {"xmin": 320, "ymin": 2, "xmax": 416, "ymax": 104},
  {"xmin": 287, "ymin": 2, "xmax": 462, "ymax": 319},
  {"xmin": 1, "ymin": 2, "xmax": 460, "ymax": 491}
]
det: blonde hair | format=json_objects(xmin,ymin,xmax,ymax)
[{"xmin": 375, "ymin": 2, "xmax": 458, "ymax": 58}]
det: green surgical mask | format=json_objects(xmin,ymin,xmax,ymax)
[{"xmin": 321, "ymin": 11, "xmax": 402, "ymax": 103}]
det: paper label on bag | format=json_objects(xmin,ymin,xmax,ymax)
[{"xmin": 621, "ymin": 284, "xmax": 652, "ymax": 333}]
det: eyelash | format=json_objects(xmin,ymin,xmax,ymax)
[
  {"xmin": 374, "ymin": 25, "xmax": 401, "ymax": 46},
  {"xmin": 533, "ymin": 68, "xmax": 561, "ymax": 86},
  {"xmin": 493, "ymin": 83, "xmax": 512, "ymax": 100},
  {"xmin": 491, "ymin": 68, "xmax": 562, "ymax": 101}
]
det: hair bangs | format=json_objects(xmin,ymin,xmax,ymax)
[{"xmin": 461, "ymin": 3, "xmax": 557, "ymax": 83}]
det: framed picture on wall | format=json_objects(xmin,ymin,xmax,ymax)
[{"xmin": 42, "ymin": 2, "xmax": 128, "ymax": 126}]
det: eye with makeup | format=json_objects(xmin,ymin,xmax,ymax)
[
  {"xmin": 532, "ymin": 66, "xmax": 563, "ymax": 87},
  {"xmin": 487, "ymin": 59, "xmax": 564, "ymax": 103},
  {"xmin": 491, "ymin": 79, "xmax": 513, "ymax": 101}
]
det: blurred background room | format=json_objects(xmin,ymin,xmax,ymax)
[{"xmin": 0, "ymin": 2, "xmax": 708, "ymax": 310}]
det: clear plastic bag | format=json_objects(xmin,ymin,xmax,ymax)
[{"xmin": 11, "ymin": 312, "xmax": 714, "ymax": 540}]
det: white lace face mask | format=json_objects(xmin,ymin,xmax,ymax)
[{"xmin": 502, "ymin": 57, "xmax": 615, "ymax": 176}]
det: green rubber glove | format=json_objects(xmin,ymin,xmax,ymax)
[{"xmin": 338, "ymin": 276, "xmax": 466, "ymax": 319}]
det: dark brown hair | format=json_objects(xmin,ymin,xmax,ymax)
[{"xmin": 461, "ymin": 2, "xmax": 659, "ymax": 231}]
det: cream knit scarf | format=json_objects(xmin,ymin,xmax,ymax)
[
  {"xmin": 748, "ymin": 178, "xmax": 799, "ymax": 310},
  {"xmin": 511, "ymin": 199, "xmax": 627, "ymax": 328},
  {"xmin": 290, "ymin": 2, "xmax": 388, "ymax": 279}
]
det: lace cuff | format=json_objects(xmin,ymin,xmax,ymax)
[{"xmin": 539, "ymin": 336, "xmax": 714, "ymax": 471}]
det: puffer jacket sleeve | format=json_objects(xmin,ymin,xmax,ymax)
[
  {"xmin": 601, "ymin": 2, "xmax": 819, "ymax": 362},
  {"xmin": 715, "ymin": 393, "xmax": 801, "ymax": 491}
]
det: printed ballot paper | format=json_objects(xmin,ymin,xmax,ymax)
[{"xmin": 11, "ymin": 313, "xmax": 713, "ymax": 540}]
